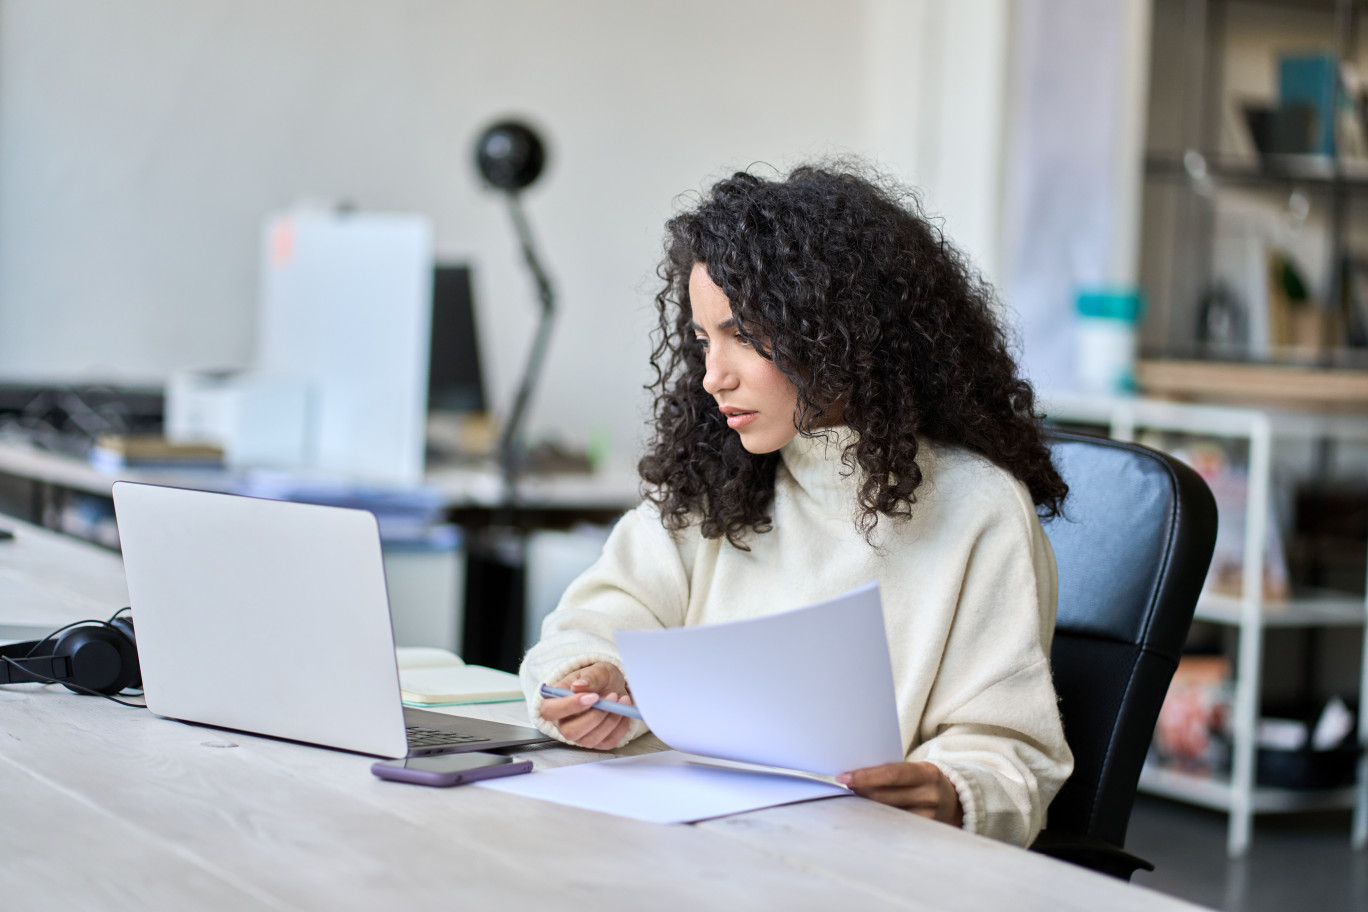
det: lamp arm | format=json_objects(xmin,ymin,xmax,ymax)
[
  {"xmin": 496, "ymin": 193, "xmax": 556, "ymax": 487},
  {"xmin": 506, "ymin": 193, "xmax": 555, "ymax": 316}
]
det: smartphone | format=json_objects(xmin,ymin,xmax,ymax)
[{"xmin": 370, "ymin": 751, "xmax": 533, "ymax": 787}]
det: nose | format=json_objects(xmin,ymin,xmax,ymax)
[{"xmin": 701, "ymin": 345, "xmax": 737, "ymax": 397}]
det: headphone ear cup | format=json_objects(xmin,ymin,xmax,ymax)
[
  {"xmin": 53, "ymin": 626, "xmax": 139, "ymax": 695},
  {"xmin": 109, "ymin": 615, "xmax": 135, "ymax": 641},
  {"xmin": 108, "ymin": 616, "xmax": 141, "ymax": 689}
]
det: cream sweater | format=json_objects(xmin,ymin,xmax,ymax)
[{"xmin": 520, "ymin": 430, "xmax": 1074, "ymax": 847}]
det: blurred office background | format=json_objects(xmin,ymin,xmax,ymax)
[
  {"xmin": 0, "ymin": 0, "xmax": 1149, "ymax": 470},
  {"xmin": 2, "ymin": 2, "xmax": 1367, "ymax": 909}
]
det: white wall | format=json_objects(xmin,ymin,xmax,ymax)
[
  {"xmin": 864, "ymin": 0, "xmax": 1010, "ymax": 287},
  {"xmin": 0, "ymin": 0, "xmax": 1016, "ymax": 470}
]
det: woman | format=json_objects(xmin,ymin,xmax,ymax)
[{"xmin": 520, "ymin": 164, "xmax": 1073, "ymax": 847}]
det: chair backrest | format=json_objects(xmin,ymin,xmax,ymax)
[{"xmin": 1040, "ymin": 431, "xmax": 1218, "ymax": 849}]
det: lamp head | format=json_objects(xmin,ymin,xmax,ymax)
[{"xmin": 475, "ymin": 121, "xmax": 546, "ymax": 192}]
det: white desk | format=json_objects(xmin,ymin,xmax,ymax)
[
  {"xmin": 0, "ymin": 516, "xmax": 131, "ymax": 629},
  {"xmin": 0, "ymin": 439, "xmax": 640, "ymax": 663},
  {"xmin": 0, "ymin": 438, "xmax": 641, "ymax": 513},
  {"xmin": 0, "ymin": 518, "xmax": 1206, "ymax": 911}
]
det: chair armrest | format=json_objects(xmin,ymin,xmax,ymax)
[{"xmin": 1029, "ymin": 829, "xmax": 1155, "ymax": 881}]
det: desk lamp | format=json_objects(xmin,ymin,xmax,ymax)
[
  {"xmin": 466, "ymin": 120, "xmax": 556, "ymax": 672},
  {"xmin": 474, "ymin": 120, "xmax": 555, "ymax": 490}
]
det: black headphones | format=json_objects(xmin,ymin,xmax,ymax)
[{"xmin": 0, "ymin": 610, "xmax": 140, "ymax": 697}]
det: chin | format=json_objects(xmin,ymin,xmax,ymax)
[{"xmin": 737, "ymin": 430, "xmax": 796, "ymax": 455}]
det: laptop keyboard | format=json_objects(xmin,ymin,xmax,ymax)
[{"xmin": 405, "ymin": 725, "xmax": 490, "ymax": 747}]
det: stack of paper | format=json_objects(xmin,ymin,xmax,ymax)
[{"xmin": 478, "ymin": 584, "xmax": 902, "ymax": 823}]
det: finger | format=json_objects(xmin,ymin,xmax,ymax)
[
  {"xmin": 593, "ymin": 690, "xmax": 632, "ymax": 709},
  {"xmin": 556, "ymin": 706, "xmax": 615, "ymax": 743},
  {"xmin": 537, "ymin": 695, "xmax": 579, "ymax": 722},
  {"xmin": 558, "ymin": 665, "xmax": 607, "ymax": 692},
  {"xmin": 850, "ymin": 784, "xmax": 940, "ymax": 811},
  {"xmin": 588, "ymin": 711, "xmax": 629, "ymax": 749},
  {"xmin": 595, "ymin": 715, "xmax": 633, "ymax": 750},
  {"xmin": 574, "ymin": 707, "xmax": 630, "ymax": 749},
  {"xmin": 539, "ymin": 691, "xmax": 603, "ymax": 722},
  {"xmin": 558, "ymin": 663, "xmax": 624, "ymax": 695},
  {"xmin": 838, "ymin": 762, "xmax": 934, "ymax": 790},
  {"xmin": 583, "ymin": 713, "xmax": 632, "ymax": 750}
]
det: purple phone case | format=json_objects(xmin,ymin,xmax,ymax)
[{"xmin": 371, "ymin": 757, "xmax": 534, "ymax": 787}]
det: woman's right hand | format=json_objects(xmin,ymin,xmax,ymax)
[{"xmin": 538, "ymin": 662, "xmax": 636, "ymax": 750}]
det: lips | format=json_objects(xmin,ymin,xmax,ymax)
[{"xmin": 719, "ymin": 407, "xmax": 757, "ymax": 430}]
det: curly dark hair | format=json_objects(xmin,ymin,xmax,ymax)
[{"xmin": 638, "ymin": 163, "xmax": 1066, "ymax": 547}]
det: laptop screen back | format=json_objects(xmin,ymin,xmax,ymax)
[{"xmin": 112, "ymin": 482, "xmax": 409, "ymax": 757}]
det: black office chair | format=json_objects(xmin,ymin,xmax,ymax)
[{"xmin": 1029, "ymin": 430, "xmax": 1218, "ymax": 880}]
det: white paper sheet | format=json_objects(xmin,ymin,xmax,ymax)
[
  {"xmin": 474, "ymin": 750, "xmax": 848, "ymax": 824},
  {"xmin": 615, "ymin": 582, "xmax": 903, "ymax": 776}
]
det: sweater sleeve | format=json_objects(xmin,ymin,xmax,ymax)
[
  {"xmin": 519, "ymin": 503, "xmax": 692, "ymax": 746},
  {"xmin": 908, "ymin": 479, "xmax": 1074, "ymax": 848}
]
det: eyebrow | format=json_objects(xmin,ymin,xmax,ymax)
[{"xmin": 690, "ymin": 317, "xmax": 739, "ymax": 334}]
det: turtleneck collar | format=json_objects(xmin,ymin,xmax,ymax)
[
  {"xmin": 779, "ymin": 429, "xmax": 952, "ymax": 507},
  {"xmin": 778, "ymin": 426, "xmax": 860, "ymax": 503}
]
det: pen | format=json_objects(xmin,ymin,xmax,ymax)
[{"xmin": 539, "ymin": 684, "xmax": 644, "ymax": 720}]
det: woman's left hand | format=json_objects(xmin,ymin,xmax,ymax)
[{"xmin": 836, "ymin": 761, "xmax": 964, "ymax": 827}]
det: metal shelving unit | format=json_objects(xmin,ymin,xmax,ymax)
[
  {"xmin": 1043, "ymin": 392, "xmax": 1368, "ymax": 857},
  {"xmin": 1139, "ymin": 763, "xmax": 1360, "ymax": 812},
  {"xmin": 1141, "ymin": 0, "xmax": 1368, "ymax": 365}
]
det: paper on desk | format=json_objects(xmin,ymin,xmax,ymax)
[
  {"xmin": 474, "ymin": 750, "xmax": 848, "ymax": 824},
  {"xmin": 616, "ymin": 582, "xmax": 903, "ymax": 776}
]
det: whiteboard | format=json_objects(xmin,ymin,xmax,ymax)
[{"xmin": 257, "ymin": 210, "xmax": 433, "ymax": 483}]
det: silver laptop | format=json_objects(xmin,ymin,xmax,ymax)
[{"xmin": 111, "ymin": 481, "xmax": 551, "ymax": 758}]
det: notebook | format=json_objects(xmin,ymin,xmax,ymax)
[
  {"xmin": 111, "ymin": 481, "xmax": 552, "ymax": 758},
  {"xmin": 396, "ymin": 647, "xmax": 524, "ymax": 705}
]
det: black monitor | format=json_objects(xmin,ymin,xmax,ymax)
[{"xmin": 427, "ymin": 264, "xmax": 486, "ymax": 413}]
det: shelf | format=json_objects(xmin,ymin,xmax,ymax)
[
  {"xmin": 1139, "ymin": 763, "xmax": 1359, "ymax": 814},
  {"xmin": 1195, "ymin": 591, "xmax": 1368, "ymax": 627},
  {"xmin": 1042, "ymin": 388, "xmax": 1368, "ymax": 438},
  {"xmin": 1145, "ymin": 151, "xmax": 1368, "ymax": 191},
  {"xmin": 1135, "ymin": 361, "xmax": 1368, "ymax": 414}
]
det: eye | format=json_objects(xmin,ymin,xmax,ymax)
[
  {"xmin": 693, "ymin": 335, "xmax": 710, "ymax": 350},
  {"xmin": 735, "ymin": 333, "xmax": 753, "ymax": 348}
]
